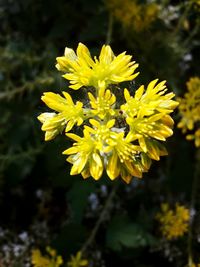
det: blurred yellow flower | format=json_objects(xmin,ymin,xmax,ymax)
[
  {"xmin": 56, "ymin": 43, "xmax": 139, "ymax": 90},
  {"xmin": 191, "ymin": 263, "xmax": 200, "ymax": 267},
  {"xmin": 190, "ymin": 0, "xmax": 200, "ymax": 6},
  {"xmin": 31, "ymin": 247, "xmax": 63, "ymax": 267},
  {"xmin": 156, "ymin": 203, "xmax": 190, "ymax": 240},
  {"xmin": 106, "ymin": 0, "xmax": 159, "ymax": 32},
  {"xmin": 178, "ymin": 77, "xmax": 200, "ymax": 147},
  {"xmin": 67, "ymin": 251, "xmax": 88, "ymax": 267}
]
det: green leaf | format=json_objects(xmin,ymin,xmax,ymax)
[
  {"xmin": 52, "ymin": 223, "xmax": 86, "ymax": 255},
  {"xmin": 106, "ymin": 216, "xmax": 156, "ymax": 251},
  {"xmin": 67, "ymin": 180, "xmax": 96, "ymax": 223}
]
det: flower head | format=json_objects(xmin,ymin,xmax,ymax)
[
  {"xmin": 88, "ymin": 87, "xmax": 116, "ymax": 119},
  {"xmin": 121, "ymin": 79, "xmax": 178, "ymax": 159},
  {"xmin": 31, "ymin": 247, "xmax": 63, "ymax": 267},
  {"xmin": 106, "ymin": 0, "xmax": 159, "ymax": 32},
  {"xmin": 67, "ymin": 251, "xmax": 88, "ymax": 267},
  {"xmin": 56, "ymin": 43, "xmax": 139, "ymax": 90},
  {"xmin": 38, "ymin": 91, "xmax": 84, "ymax": 141},
  {"xmin": 178, "ymin": 77, "xmax": 200, "ymax": 147},
  {"xmin": 38, "ymin": 43, "xmax": 178, "ymax": 183},
  {"xmin": 156, "ymin": 203, "xmax": 190, "ymax": 240},
  {"xmin": 64, "ymin": 119, "xmax": 150, "ymax": 183},
  {"xmin": 191, "ymin": 262, "xmax": 200, "ymax": 267},
  {"xmin": 190, "ymin": 0, "xmax": 200, "ymax": 7}
]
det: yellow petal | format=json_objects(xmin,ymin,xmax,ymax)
[
  {"xmin": 99, "ymin": 45, "xmax": 114, "ymax": 64},
  {"xmin": 66, "ymin": 133, "xmax": 82, "ymax": 142},
  {"xmin": 139, "ymin": 137, "xmax": 147, "ymax": 152},
  {"xmin": 146, "ymin": 79, "xmax": 159, "ymax": 93},
  {"xmin": 135, "ymin": 85, "xmax": 144, "ymax": 100},
  {"xmin": 55, "ymin": 57, "xmax": 69, "ymax": 71},
  {"xmin": 106, "ymin": 119, "xmax": 115, "ymax": 128},
  {"xmin": 45, "ymin": 130, "xmax": 58, "ymax": 141},
  {"xmin": 70, "ymin": 156, "xmax": 87, "ymax": 175},
  {"xmin": 120, "ymin": 166, "xmax": 132, "ymax": 184},
  {"xmin": 63, "ymin": 147, "xmax": 79, "ymax": 155},
  {"xmin": 64, "ymin": 46, "xmax": 77, "ymax": 60},
  {"xmin": 89, "ymin": 153, "xmax": 103, "ymax": 180},
  {"xmin": 141, "ymin": 153, "xmax": 152, "ymax": 170},
  {"xmin": 77, "ymin": 42, "xmax": 95, "ymax": 67},
  {"xmin": 62, "ymin": 91, "xmax": 74, "ymax": 105},
  {"xmin": 124, "ymin": 160, "xmax": 142, "ymax": 178},
  {"xmin": 81, "ymin": 168, "xmax": 90, "ymax": 179},
  {"xmin": 65, "ymin": 120, "xmax": 74, "ymax": 132},
  {"xmin": 106, "ymin": 152, "xmax": 120, "ymax": 180},
  {"xmin": 124, "ymin": 88, "xmax": 131, "ymax": 101}
]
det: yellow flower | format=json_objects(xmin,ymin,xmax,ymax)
[
  {"xmin": 61, "ymin": 78, "xmax": 177, "ymax": 183},
  {"xmin": 67, "ymin": 251, "xmax": 88, "ymax": 267},
  {"xmin": 156, "ymin": 203, "xmax": 190, "ymax": 240},
  {"xmin": 63, "ymin": 119, "xmax": 114, "ymax": 181},
  {"xmin": 121, "ymin": 79, "xmax": 178, "ymax": 117},
  {"xmin": 186, "ymin": 128, "xmax": 200, "ymax": 147},
  {"xmin": 88, "ymin": 87, "xmax": 116, "ymax": 119},
  {"xmin": 31, "ymin": 250, "xmax": 50, "ymax": 267},
  {"xmin": 38, "ymin": 91, "xmax": 84, "ymax": 141},
  {"xmin": 191, "ymin": 263, "xmax": 200, "ymax": 267},
  {"xmin": 121, "ymin": 79, "xmax": 178, "ymax": 159},
  {"xmin": 56, "ymin": 43, "xmax": 139, "ymax": 90},
  {"xmin": 106, "ymin": 0, "xmax": 159, "ymax": 32},
  {"xmin": 63, "ymin": 119, "xmax": 149, "ymax": 183},
  {"xmin": 38, "ymin": 43, "xmax": 178, "ymax": 183},
  {"xmin": 105, "ymin": 131, "xmax": 149, "ymax": 183},
  {"xmin": 190, "ymin": 0, "xmax": 200, "ymax": 7},
  {"xmin": 178, "ymin": 77, "xmax": 200, "ymax": 147},
  {"xmin": 31, "ymin": 247, "xmax": 63, "ymax": 267}
]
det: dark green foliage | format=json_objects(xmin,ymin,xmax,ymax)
[
  {"xmin": 106, "ymin": 215, "xmax": 156, "ymax": 251},
  {"xmin": 0, "ymin": 0, "xmax": 200, "ymax": 266}
]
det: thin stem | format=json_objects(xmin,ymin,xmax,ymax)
[
  {"xmin": 183, "ymin": 20, "xmax": 200, "ymax": 48},
  {"xmin": 162, "ymin": 0, "xmax": 170, "ymax": 7},
  {"xmin": 173, "ymin": 2, "xmax": 192, "ymax": 36},
  {"xmin": 106, "ymin": 14, "xmax": 113, "ymax": 45},
  {"xmin": 187, "ymin": 148, "xmax": 200, "ymax": 267},
  {"xmin": 0, "ymin": 85, "xmax": 27, "ymax": 100},
  {"xmin": 81, "ymin": 182, "xmax": 119, "ymax": 252}
]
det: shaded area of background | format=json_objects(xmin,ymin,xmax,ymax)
[{"xmin": 0, "ymin": 0, "xmax": 200, "ymax": 266}]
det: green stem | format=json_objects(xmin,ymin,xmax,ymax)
[
  {"xmin": 162, "ymin": 0, "xmax": 170, "ymax": 7},
  {"xmin": 187, "ymin": 148, "xmax": 200, "ymax": 267},
  {"xmin": 183, "ymin": 19, "xmax": 200, "ymax": 48},
  {"xmin": 106, "ymin": 14, "xmax": 113, "ymax": 45},
  {"xmin": 81, "ymin": 182, "xmax": 119, "ymax": 252},
  {"xmin": 173, "ymin": 2, "xmax": 192, "ymax": 36}
]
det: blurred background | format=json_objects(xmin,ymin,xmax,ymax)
[{"xmin": 0, "ymin": 0, "xmax": 200, "ymax": 266}]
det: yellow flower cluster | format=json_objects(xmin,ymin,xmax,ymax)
[
  {"xmin": 31, "ymin": 247, "xmax": 63, "ymax": 267},
  {"xmin": 156, "ymin": 203, "xmax": 190, "ymax": 240},
  {"xmin": 178, "ymin": 77, "xmax": 200, "ymax": 147},
  {"xmin": 38, "ymin": 43, "xmax": 178, "ymax": 183},
  {"xmin": 190, "ymin": 0, "xmax": 200, "ymax": 7},
  {"xmin": 38, "ymin": 92, "xmax": 84, "ymax": 141},
  {"xmin": 31, "ymin": 248, "xmax": 88, "ymax": 267},
  {"xmin": 67, "ymin": 251, "xmax": 88, "ymax": 267},
  {"xmin": 106, "ymin": 0, "xmax": 159, "ymax": 32},
  {"xmin": 56, "ymin": 43, "xmax": 139, "ymax": 90},
  {"xmin": 192, "ymin": 263, "xmax": 200, "ymax": 267}
]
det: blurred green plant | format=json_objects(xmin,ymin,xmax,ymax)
[{"xmin": 0, "ymin": 0, "xmax": 200, "ymax": 266}]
